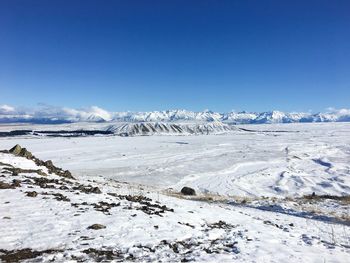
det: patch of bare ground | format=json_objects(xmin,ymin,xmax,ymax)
[
  {"xmin": 2, "ymin": 167, "xmax": 48, "ymax": 177},
  {"xmin": 0, "ymin": 248, "xmax": 62, "ymax": 262},
  {"xmin": 301, "ymin": 194, "xmax": 350, "ymax": 204},
  {"xmin": 82, "ymin": 248, "xmax": 133, "ymax": 262},
  {"xmin": 163, "ymin": 189, "xmax": 255, "ymax": 204},
  {"xmin": 165, "ymin": 189, "xmax": 350, "ymax": 226},
  {"xmin": 296, "ymin": 194, "xmax": 350, "ymax": 224}
]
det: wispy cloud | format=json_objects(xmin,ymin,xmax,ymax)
[
  {"xmin": 0, "ymin": 104, "xmax": 112, "ymax": 122},
  {"xmin": 0, "ymin": 105, "xmax": 16, "ymax": 115}
]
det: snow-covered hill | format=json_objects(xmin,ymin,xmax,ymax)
[
  {"xmin": 1, "ymin": 105, "xmax": 350, "ymax": 124},
  {"xmin": 1, "ymin": 144, "xmax": 349, "ymax": 262},
  {"xmin": 106, "ymin": 122, "xmax": 237, "ymax": 136}
]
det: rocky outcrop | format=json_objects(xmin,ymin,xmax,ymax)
[
  {"xmin": 181, "ymin": 187, "xmax": 196, "ymax": 196},
  {"xmin": 9, "ymin": 144, "xmax": 33, "ymax": 158},
  {"xmin": 8, "ymin": 144, "xmax": 74, "ymax": 179}
]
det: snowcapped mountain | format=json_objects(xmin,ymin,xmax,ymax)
[
  {"xmin": 110, "ymin": 110, "xmax": 221, "ymax": 122},
  {"xmin": 0, "ymin": 105, "xmax": 350, "ymax": 124},
  {"xmin": 222, "ymin": 110, "xmax": 350, "ymax": 124}
]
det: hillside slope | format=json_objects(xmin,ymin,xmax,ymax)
[{"xmin": 0, "ymin": 145, "xmax": 349, "ymax": 262}]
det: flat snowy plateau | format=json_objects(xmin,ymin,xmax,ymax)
[{"xmin": 0, "ymin": 122, "xmax": 349, "ymax": 262}]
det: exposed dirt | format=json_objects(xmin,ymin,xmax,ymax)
[
  {"xmin": 302, "ymin": 194, "xmax": 350, "ymax": 203},
  {"xmin": 0, "ymin": 248, "xmax": 61, "ymax": 262},
  {"xmin": 2, "ymin": 167, "xmax": 47, "ymax": 177}
]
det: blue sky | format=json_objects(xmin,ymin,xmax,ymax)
[{"xmin": 0, "ymin": 0, "xmax": 349, "ymax": 112}]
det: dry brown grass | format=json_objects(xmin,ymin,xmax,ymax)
[
  {"xmin": 301, "ymin": 194, "xmax": 350, "ymax": 205},
  {"xmin": 162, "ymin": 189, "xmax": 256, "ymax": 204}
]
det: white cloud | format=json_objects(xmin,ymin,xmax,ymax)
[
  {"xmin": 325, "ymin": 107, "xmax": 350, "ymax": 116},
  {"xmin": 0, "ymin": 104, "xmax": 113, "ymax": 122},
  {"xmin": 0, "ymin": 104, "xmax": 15, "ymax": 114}
]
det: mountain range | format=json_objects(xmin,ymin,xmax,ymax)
[{"xmin": 0, "ymin": 105, "xmax": 350, "ymax": 124}]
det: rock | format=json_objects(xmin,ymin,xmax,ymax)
[
  {"xmin": 87, "ymin": 224, "xmax": 106, "ymax": 230},
  {"xmin": 19, "ymin": 148, "xmax": 33, "ymax": 159},
  {"xmin": 26, "ymin": 191, "xmax": 38, "ymax": 197},
  {"xmin": 12, "ymin": 179, "xmax": 21, "ymax": 187},
  {"xmin": 9, "ymin": 144, "xmax": 22, "ymax": 155},
  {"xmin": 0, "ymin": 181, "xmax": 13, "ymax": 189},
  {"xmin": 61, "ymin": 170, "xmax": 74, "ymax": 179},
  {"xmin": 181, "ymin": 187, "xmax": 196, "ymax": 196},
  {"xmin": 44, "ymin": 160, "xmax": 54, "ymax": 167},
  {"xmin": 0, "ymin": 248, "xmax": 61, "ymax": 262},
  {"xmin": 0, "ymin": 180, "xmax": 22, "ymax": 189},
  {"xmin": 73, "ymin": 184, "xmax": 102, "ymax": 194},
  {"xmin": 9, "ymin": 145, "xmax": 33, "ymax": 159}
]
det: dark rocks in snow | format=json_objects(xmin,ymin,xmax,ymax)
[
  {"xmin": 9, "ymin": 144, "xmax": 23, "ymax": 155},
  {"xmin": 178, "ymin": 222, "xmax": 195, "ymax": 228},
  {"xmin": 9, "ymin": 144, "xmax": 32, "ymax": 159},
  {"xmin": 2, "ymin": 167, "xmax": 47, "ymax": 177},
  {"xmin": 107, "ymin": 193, "xmax": 174, "ymax": 216},
  {"xmin": 0, "ymin": 179, "xmax": 21, "ymax": 189},
  {"xmin": 12, "ymin": 179, "xmax": 21, "ymax": 187},
  {"xmin": 39, "ymin": 159, "xmax": 74, "ymax": 179},
  {"xmin": 71, "ymin": 201, "xmax": 120, "ymax": 214},
  {"xmin": 32, "ymin": 177, "xmax": 57, "ymax": 189},
  {"xmin": 82, "ymin": 248, "xmax": 128, "ymax": 261},
  {"xmin": 36, "ymin": 159, "xmax": 73, "ymax": 179},
  {"xmin": 0, "ymin": 248, "xmax": 62, "ymax": 262},
  {"xmin": 9, "ymin": 144, "xmax": 33, "ymax": 159},
  {"xmin": 73, "ymin": 184, "xmax": 102, "ymax": 194},
  {"xmin": 207, "ymin": 220, "xmax": 237, "ymax": 230},
  {"xmin": 92, "ymin": 201, "xmax": 120, "ymax": 214},
  {"xmin": 52, "ymin": 193, "xmax": 70, "ymax": 202},
  {"xmin": 25, "ymin": 191, "xmax": 38, "ymax": 197},
  {"xmin": 181, "ymin": 187, "xmax": 196, "ymax": 196},
  {"xmin": 87, "ymin": 224, "xmax": 106, "ymax": 230},
  {"xmin": 8, "ymin": 144, "xmax": 75, "ymax": 180},
  {"xmin": 0, "ymin": 181, "xmax": 14, "ymax": 189}
]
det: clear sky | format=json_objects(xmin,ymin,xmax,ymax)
[{"xmin": 0, "ymin": 0, "xmax": 349, "ymax": 112}]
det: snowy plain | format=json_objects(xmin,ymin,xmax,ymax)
[
  {"xmin": 0, "ymin": 122, "xmax": 350, "ymax": 262},
  {"xmin": 0, "ymin": 122, "xmax": 349, "ymax": 198}
]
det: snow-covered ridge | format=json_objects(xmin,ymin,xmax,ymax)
[
  {"xmin": 1, "ymin": 105, "xmax": 350, "ymax": 124},
  {"xmin": 106, "ymin": 122, "xmax": 237, "ymax": 136}
]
